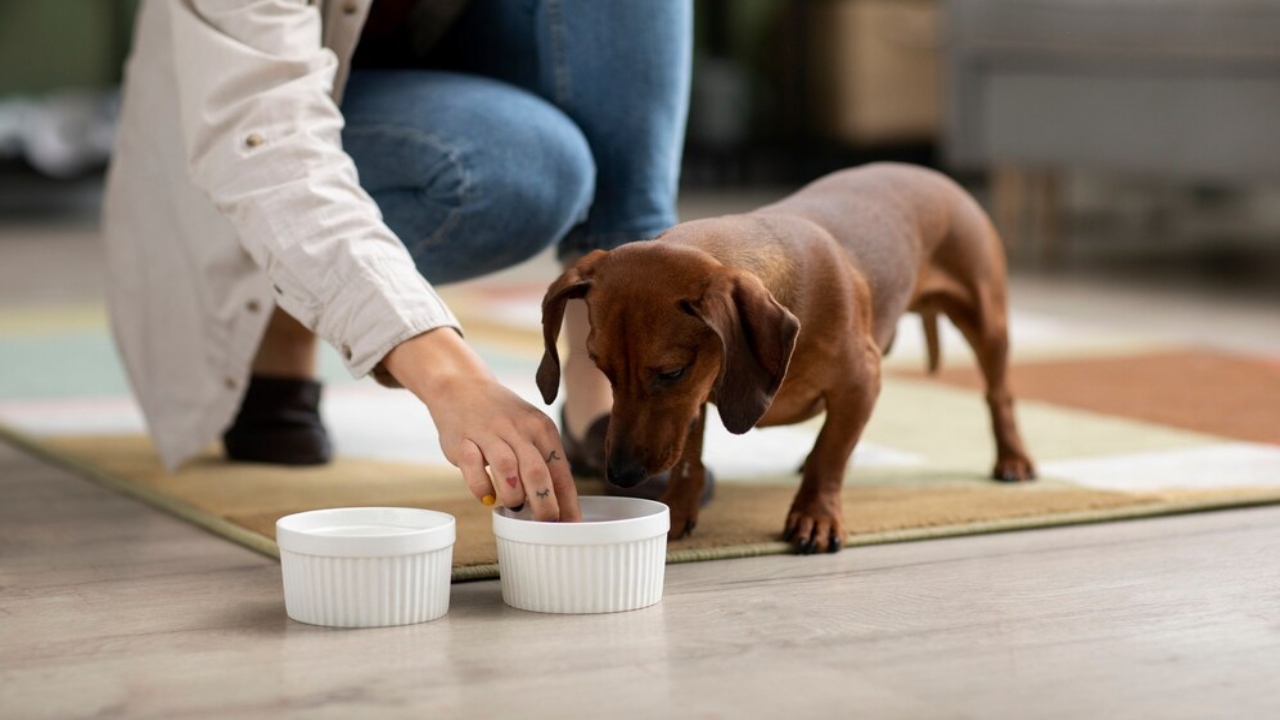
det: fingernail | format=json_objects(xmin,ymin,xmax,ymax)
[{"xmin": 481, "ymin": 494, "xmax": 496, "ymax": 506}]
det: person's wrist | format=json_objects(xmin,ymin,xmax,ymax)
[{"xmin": 381, "ymin": 327, "xmax": 493, "ymax": 404}]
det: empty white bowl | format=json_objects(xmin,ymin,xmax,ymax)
[
  {"xmin": 276, "ymin": 507, "xmax": 455, "ymax": 628},
  {"xmin": 493, "ymin": 496, "xmax": 670, "ymax": 614}
]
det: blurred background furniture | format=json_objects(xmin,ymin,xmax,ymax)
[
  {"xmin": 10, "ymin": 0, "xmax": 1280, "ymax": 271},
  {"xmin": 805, "ymin": 0, "xmax": 940, "ymax": 148},
  {"xmin": 944, "ymin": 0, "xmax": 1280, "ymax": 260},
  {"xmin": 684, "ymin": 0, "xmax": 943, "ymax": 186}
]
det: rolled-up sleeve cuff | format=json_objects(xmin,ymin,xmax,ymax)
[{"xmin": 312, "ymin": 253, "xmax": 462, "ymax": 381}]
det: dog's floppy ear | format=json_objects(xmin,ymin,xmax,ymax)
[
  {"xmin": 696, "ymin": 271, "xmax": 800, "ymax": 434},
  {"xmin": 536, "ymin": 250, "xmax": 606, "ymax": 404}
]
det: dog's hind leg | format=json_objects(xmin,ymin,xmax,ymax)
[{"xmin": 936, "ymin": 283, "xmax": 1036, "ymax": 482}]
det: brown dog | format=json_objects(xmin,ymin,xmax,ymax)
[{"xmin": 538, "ymin": 163, "xmax": 1036, "ymax": 553}]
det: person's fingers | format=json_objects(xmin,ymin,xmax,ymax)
[
  {"xmin": 549, "ymin": 457, "xmax": 580, "ymax": 521},
  {"xmin": 523, "ymin": 411, "xmax": 579, "ymax": 522},
  {"xmin": 536, "ymin": 429, "xmax": 580, "ymax": 522},
  {"xmin": 514, "ymin": 437, "xmax": 559, "ymax": 522},
  {"xmin": 481, "ymin": 438, "xmax": 526, "ymax": 510},
  {"xmin": 454, "ymin": 440, "xmax": 497, "ymax": 506}
]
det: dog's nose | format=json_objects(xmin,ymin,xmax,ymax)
[{"xmin": 606, "ymin": 460, "xmax": 649, "ymax": 489}]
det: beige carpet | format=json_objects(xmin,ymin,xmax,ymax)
[{"xmin": 8, "ymin": 417, "xmax": 1279, "ymax": 583}]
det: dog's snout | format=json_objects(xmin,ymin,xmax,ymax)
[{"xmin": 606, "ymin": 458, "xmax": 650, "ymax": 489}]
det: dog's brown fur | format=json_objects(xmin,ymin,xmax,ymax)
[{"xmin": 538, "ymin": 163, "xmax": 1036, "ymax": 553}]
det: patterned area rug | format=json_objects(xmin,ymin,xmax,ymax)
[{"xmin": 3, "ymin": 280, "xmax": 1279, "ymax": 582}]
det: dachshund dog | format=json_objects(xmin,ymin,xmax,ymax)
[{"xmin": 538, "ymin": 163, "xmax": 1036, "ymax": 553}]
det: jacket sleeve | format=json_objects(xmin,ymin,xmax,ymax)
[{"xmin": 168, "ymin": 0, "xmax": 460, "ymax": 377}]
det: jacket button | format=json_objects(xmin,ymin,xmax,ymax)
[
  {"xmin": 246, "ymin": 300, "xmax": 261, "ymax": 313},
  {"xmin": 245, "ymin": 133, "xmax": 265, "ymax": 148},
  {"xmin": 343, "ymin": 1, "xmax": 358, "ymax": 14},
  {"xmin": 342, "ymin": 345, "xmax": 353, "ymax": 361},
  {"xmin": 224, "ymin": 377, "xmax": 238, "ymax": 390}
]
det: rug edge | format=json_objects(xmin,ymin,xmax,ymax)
[{"xmin": 0, "ymin": 423, "xmax": 281, "ymax": 560}]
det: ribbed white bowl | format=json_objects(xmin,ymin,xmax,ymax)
[
  {"xmin": 493, "ymin": 497, "xmax": 669, "ymax": 614},
  {"xmin": 276, "ymin": 507, "xmax": 455, "ymax": 628}
]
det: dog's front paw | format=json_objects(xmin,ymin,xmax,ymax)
[
  {"xmin": 784, "ymin": 498, "xmax": 846, "ymax": 554},
  {"xmin": 992, "ymin": 455, "xmax": 1037, "ymax": 483},
  {"xmin": 660, "ymin": 477, "xmax": 704, "ymax": 541},
  {"xmin": 667, "ymin": 509, "xmax": 698, "ymax": 540}
]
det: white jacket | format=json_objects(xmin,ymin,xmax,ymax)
[{"xmin": 102, "ymin": 0, "xmax": 459, "ymax": 470}]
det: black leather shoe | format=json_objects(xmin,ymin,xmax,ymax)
[
  {"xmin": 223, "ymin": 375, "xmax": 332, "ymax": 466},
  {"xmin": 561, "ymin": 409, "xmax": 715, "ymax": 507}
]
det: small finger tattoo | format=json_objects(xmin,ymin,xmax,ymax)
[
  {"xmin": 536, "ymin": 488, "xmax": 551, "ymax": 499},
  {"xmin": 545, "ymin": 450, "xmax": 561, "ymax": 463},
  {"xmin": 505, "ymin": 476, "xmax": 518, "ymax": 488}
]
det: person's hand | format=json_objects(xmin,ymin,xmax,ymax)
[{"xmin": 382, "ymin": 327, "xmax": 581, "ymax": 522}]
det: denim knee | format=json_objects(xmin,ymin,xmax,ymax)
[
  {"xmin": 343, "ymin": 73, "xmax": 596, "ymax": 285},
  {"xmin": 422, "ymin": 104, "xmax": 596, "ymax": 282}
]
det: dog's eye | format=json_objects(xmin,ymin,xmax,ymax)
[{"xmin": 655, "ymin": 366, "xmax": 686, "ymax": 383}]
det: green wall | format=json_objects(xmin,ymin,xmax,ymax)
[{"xmin": 0, "ymin": 0, "xmax": 138, "ymax": 95}]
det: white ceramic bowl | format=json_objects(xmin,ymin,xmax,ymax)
[
  {"xmin": 493, "ymin": 496, "xmax": 670, "ymax": 614},
  {"xmin": 276, "ymin": 507, "xmax": 455, "ymax": 628}
]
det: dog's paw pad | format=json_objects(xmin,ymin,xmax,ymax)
[{"xmin": 667, "ymin": 517, "xmax": 697, "ymax": 540}]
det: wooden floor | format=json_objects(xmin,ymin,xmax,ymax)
[
  {"xmin": 4, "ymin": 190, "xmax": 1280, "ymax": 718},
  {"xmin": 4, "ymin": 439, "xmax": 1280, "ymax": 719}
]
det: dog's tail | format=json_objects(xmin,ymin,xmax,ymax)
[{"xmin": 923, "ymin": 311, "xmax": 941, "ymax": 374}]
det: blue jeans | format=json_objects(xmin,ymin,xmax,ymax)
[{"xmin": 340, "ymin": 0, "xmax": 692, "ymax": 285}]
